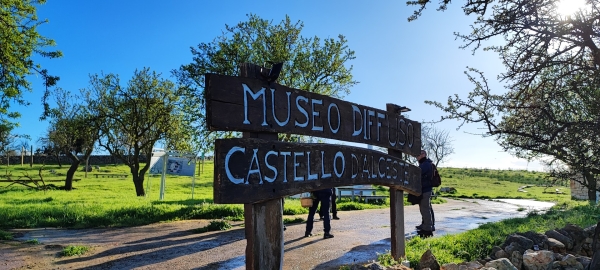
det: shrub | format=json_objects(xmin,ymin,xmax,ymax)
[
  {"xmin": 61, "ymin": 245, "xmax": 90, "ymax": 256},
  {"xmin": 193, "ymin": 220, "xmax": 232, "ymax": 233}
]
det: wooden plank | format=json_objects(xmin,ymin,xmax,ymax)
[
  {"xmin": 205, "ymin": 74, "xmax": 421, "ymax": 156},
  {"xmin": 214, "ymin": 138, "xmax": 421, "ymax": 204}
]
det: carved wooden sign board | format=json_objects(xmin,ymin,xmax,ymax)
[{"xmin": 205, "ymin": 73, "xmax": 422, "ymax": 204}]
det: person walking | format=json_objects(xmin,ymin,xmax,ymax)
[
  {"xmin": 305, "ymin": 188, "xmax": 334, "ymax": 239},
  {"xmin": 416, "ymin": 149, "xmax": 435, "ymax": 238}
]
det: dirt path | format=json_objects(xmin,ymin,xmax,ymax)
[{"xmin": 0, "ymin": 198, "xmax": 554, "ymax": 270}]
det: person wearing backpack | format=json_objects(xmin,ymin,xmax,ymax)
[{"xmin": 416, "ymin": 149, "xmax": 435, "ymax": 238}]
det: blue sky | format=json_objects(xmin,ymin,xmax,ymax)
[{"xmin": 20, "ymin": 0, "xmax": 546, "ymax": 171}]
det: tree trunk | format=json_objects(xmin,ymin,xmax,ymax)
[
  {"xmin": 584, "ymin": 171, "xmax": 597, "ymax": 203},
  {"xmin": 132, "ymin": 172, "xmax": 145, "ymax": 196},
  {"xmin": 588, "ymin": 221, "xmax": 600, "ymax": 270},
  {"xmin": 54, "ymin": 153, "xmax": 62, "ymax": 168},
  {"xmin": 65, "ymin": 152, "xmax": 81, "ymax": 191}
]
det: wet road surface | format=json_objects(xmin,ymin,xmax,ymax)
[{"xmin": 6, "ymin": 198, "xmax": 554, "ymax": 269}]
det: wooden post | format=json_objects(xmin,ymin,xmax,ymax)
[
  {"xmin": 240, "ymin": 63, "xmax": 284, "ymax": 270},
  {"xmin": 387, "ymin": 103, "xmax": 406, "ymax": 260},
  {"xmin": 30, "ymin": 145, "xmax": 33, "ymax": 167}
]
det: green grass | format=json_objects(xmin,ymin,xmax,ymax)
[
  {"xmin": 0, "ymin": 230, "xmax": 12, "ymax": 240},
  {"xmin": 0, "ymin": 162, "xmax": 582, "ymax": 230},
  {"xmin": 374, "ymin": 201, "xmax": 599, "ymax": 267},
  {"xmin": 61, "ymin": 245, "xmax": 90, "ymax": 256},
  {"xmin": 436, "ymin": 167, "xmax": 572, "ymax": 204},
  {"xmin": 192, "ymin": 220, "xmax": 232, "ymax": 233},
  {"xmin": 24, "ymin": 238, "xmax": 40, "ymax": 245}
]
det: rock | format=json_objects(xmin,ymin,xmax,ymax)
[
  {"xmin": 460, "ymin": 260, "xmax": 483, "ymax": 269},
  {"xmin": 522, "ymin": 250, "xmax": 554, "ymax": 270},
  {"xmin": 441, "ymin": 263, "xmax": 459, "ymax": 270},
  {"xmin": 439, "ymin": 187, "xmax": 457, "ymax": 193},
  {"xmin": 546, "ymin": 238, "xmax": 566, "ymax": 254},
  {"xmin": 575, "ymin": 256, "xmax": 590, "ymax": 269},
  {"xmin": 491, "ymin": 246, "xmax": 504, "ymax": 259},
  {"xmin": 505, "ymin": 242, "xmax": 527, "ymax": 256},
  {"xmin": 517, "ymin": 231, "xmax": 548, "ymax": 248},
  {"xmin": 366, "ymin": 262, "xmax": 385, "ymax": 270},
  {"xmin": 495, "ymin": 249, "xmax": 509, "ymax": 259},
  {"xmin": 510, "ymin": 250, "xmax": 523, "ymax": 270},
  {"xmin": 503, "ymin": 234, "xmax": 534, "ymax": 251},
  {"xmin": 419, "ymin": 249, "xmax": 440, "ymax": 270},
  {"xmin": 546, "ymin": 229, "xmax": 574, "ymax": 250},
  {"xmin": 349, "ymin": 264, "xmax": 369, "ymax": 270},
  {"xmin": 550, "ymin": 253, "xmax": 584, "ymax": 270},
  {"xmin": 563, "ymin": 224, "xmax": 586, "ymax": 254},
  {"xmin": 485, "ymin": 258, "xmax": 517, "ymax": 270}
]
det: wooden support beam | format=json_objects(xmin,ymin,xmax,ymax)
[
  {"xmin": 387, "ymin": 103, "xmax": 406, "ymax": 260},
  {"xmin": 240, "ymin": 63, "xmax": 284, "ymax": 270}
]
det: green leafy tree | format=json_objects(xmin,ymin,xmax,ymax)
[
  {"xmin": 0, "ymin": 0, "xmax": 62, "ymax": 126},
  {"xmin": 85, "ymin": 68, "xmax": 190, "ymax": 196},
  {"xmin": 44, "ymin": 88, "xmax": 98, "ymax": 190},
  {"xmin": 173, "ymin": 14, "xmax": 358, "ymax": 153},
  {"xmin": 408, "ymin": 0, "xmax": 600, "ymax": 201}
]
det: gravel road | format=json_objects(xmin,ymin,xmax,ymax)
[{"xmin": 1, "ymin": 198, "xmax": 554, "ymax": 270}]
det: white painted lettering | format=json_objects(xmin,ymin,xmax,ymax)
[
  {"xmin": 295, "ymin": 96, "xmax": 309, "ymax": 127},
  {"xmin": 293, "ymin": 152, "xmax": 305, "ymax": 181},
  {"xmin": 280, "ymin": 151, "xmax": 291, "ymax": 183},
  {"xmin": 334, "ymin": 152, "xmax": 345, "ymax": 178},
  {"xmin": 327, "ymin": 103, "xmax": 341, "ymax": 134},
  {"xmin": 225, "ymin": 146, "xmax": 246, "ymax": 184},
  {"xmin": 352, "ymin": 105, "xmax": 362, "ymax": 136},
  {"xmin": 271, "ymin": 89, "xmax": 291, "ymax": 126},
  {"xmin": 264, "ymin": 150, "xmax": 278, "ymax": 182},
  {"xmin": 311, "ymin": 99, "xmax": 323, "ymax": 131},
  {"xmin": 376, "ymin": 112, "xmax": 385, "ymax": 142},
  {"xmin": 247, "ymin": 149, "xmax": 263, "ymax": 184},
  {"xmin": 242, "ymin": 84, "xmax": 267, "ymax": 126},
  {"xmin": 306, "ymin": 151, "xmax": 318, "ymax": 180},
  {"xmin": 320, "ymin": 151, "xmax": 332, "ymax": 178}
]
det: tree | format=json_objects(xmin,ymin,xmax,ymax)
[
  {"xmin": 44, "ymin": 87, "xmax": 98, "ymax": 190},
  {"xmin": 173, "ymin": 14, "xmax": 357, "ymax": 153},
  {"xmin": 421, "ymin": 123, "xmax": 454, "ymax": 167},
  {"xmin": 408, "ymin": 0, "xmax": 600, "ymax": 201},
  {"xmin": 85, "ymin": 68, "xmax": 190, "ymax": 196},
  {"xmin": 0, "ymin": 0, "xmax": 62, "ymax": 125}
]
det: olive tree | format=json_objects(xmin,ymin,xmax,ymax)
[
  {"xmin": 85, "ymin": 68, "xmax": 190, "ymax": 196},
  {"xmin": 408, "ymin": 0, "xmax": 600, "ymax": 201},
  {"xmin": 173, "ymin": 14, "xmax": 358, "ymax": 153}
]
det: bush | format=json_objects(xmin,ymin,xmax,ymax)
[
  {"xmin": 192, "ymin": 220, "xmax": 232, "ymax": 233},
  {"xmin": 61, "ymin": 245, "xmax": 90, "ymax": 256}
]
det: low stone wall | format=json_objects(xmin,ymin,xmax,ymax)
[
  {"xmin": 0, "ymin": 155, "xmax": 213, "ymax": 166},
  {"xmin": 0, "ymin": 155, "xmax": 144, "ymax": 166}
]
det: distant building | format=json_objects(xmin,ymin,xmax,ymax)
[{"xmin": 570, "ymin": 175, "xmax": 600, "ymax": 201}]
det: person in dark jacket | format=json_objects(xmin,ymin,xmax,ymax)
[
  {"xmin": 305, "ymin": 188, "xmax": 334, "ymax": 239},
  {"xmin": 416, "ymin": 149, "xmax": 434, "ymax": 237},
  {"xmin": 319, "ymin": 188, "xmax": 339, "ymax": 220}
]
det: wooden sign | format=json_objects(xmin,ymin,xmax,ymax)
[
  {"xmin": 205, "ymin": 74, "xmax": 421, "ymax": 157},
  {"xmin": 214, "ymin": 138, "xmax": 421, "ymax": 204}
]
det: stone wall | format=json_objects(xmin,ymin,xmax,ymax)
[
  {"xmin": 0, "ymin": 155, "xmax": 146, "ymax": 166},
  {"xmin": 571, "ymin": 178, "xmax": 600, "ymax": 200},
  {"xmin": 0, "ymin": 155, "xmax": 212, "ymax": 166}
]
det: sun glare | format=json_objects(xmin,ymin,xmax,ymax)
[{"xmin": 556, "ymin": 0, "xmax": 587, "ymax": 17}]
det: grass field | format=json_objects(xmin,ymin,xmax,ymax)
[
  {"xmin": 0, "ymin": 162, "xmax": 577, "ymax": 229},
  {"xmin": 0, "ymin": 160, "xmax": 595, "ymax": 267}
]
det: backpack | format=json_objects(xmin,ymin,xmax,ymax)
[{"xmin": 431, "ymin": 163, "xmax": 441, "ymax": 187}]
